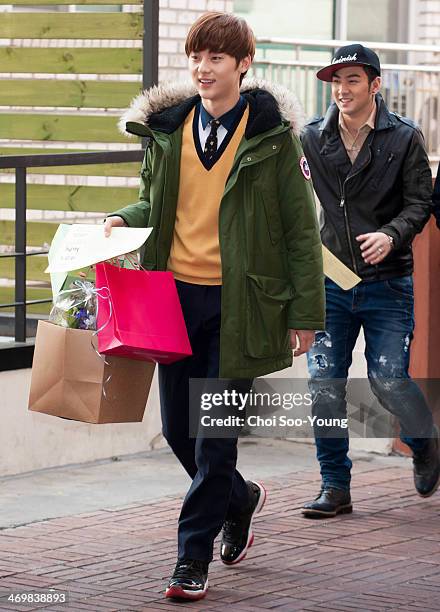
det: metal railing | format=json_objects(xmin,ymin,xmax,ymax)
[
  {"xmin": 0, "ymin": 0, "xmax": 159, "ymax": 360},
  {"xmin": 0, "ymin": 150, "xmax": 144, "ymax": 345},
  {"xmin": 253, "ymin": 38, "xmax": 440, "ymax": 161}
]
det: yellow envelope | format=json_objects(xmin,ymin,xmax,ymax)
[{"xmin": 322, "ymin": 245, "xmax": 361, "ymax": 290}]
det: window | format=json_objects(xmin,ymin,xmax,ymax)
[{"xmin": 234, "ymin": 0, "xmax": 334, "ymax": 39}]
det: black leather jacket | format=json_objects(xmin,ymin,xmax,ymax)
[{"xmin": 301, "ymin": 94, "xmax": 432, "ymax": 281}]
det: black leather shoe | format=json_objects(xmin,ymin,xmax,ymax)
[
  {"xmin": 220, "ymin": 480, "xmax": 266, "ymax": 565},
  {"xmin": 413, "ymin": 427, "xmax": 440, "ymax": 498},
  {"xmin": 165, "ymin": 558, "xmax": 209, "ymax": 601},
  {"xmin": 302, "ymin": 487, "xmax": 352, "ymax": 518}
]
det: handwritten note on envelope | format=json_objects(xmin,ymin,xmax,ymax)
[
  {"xmin": 322, "ymin": 245, "xmax": 361, "ymax": 290},
  {"xmin": 45, "ymin": 224, "xmax": 153, "ymax": 273}
]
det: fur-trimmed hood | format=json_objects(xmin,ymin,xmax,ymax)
[{"xmin": 118, "ymin": 77, "xmax": 305, "ymax": 139}]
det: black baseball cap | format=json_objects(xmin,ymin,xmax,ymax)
[{"xmin": 316, "ymin": 43, "xmax": 381, "ymax": 82}]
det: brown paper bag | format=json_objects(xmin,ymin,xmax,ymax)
[{"xmin": 28, "ymin": 320, "xmax": 155, "ymax": 424}]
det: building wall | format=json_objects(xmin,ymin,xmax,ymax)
[
  {"xmin": 1, "ymin": 368, "xmax": 166, "ymax": 478},
  {"xmin": 406, "ymin": 0, "xmax": 440, "ymax": 155},
  {"xmin": 1, "ymin": 344, "xmax": 391, "ymax": 478},
  {"xmin": 415, "ymin": 0, "xmax": 440, "ymax": 45},
  {"xmin": 159, "ymin": 0, "xmax": 234, "ymax": 82}
]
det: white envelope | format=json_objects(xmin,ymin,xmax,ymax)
[
  {"xmin": 45, "ymin": 224, "xmax": 153, "ymax": 274},
  {"xmin": 47, "ymin": 223, "xmax": 70, "ymax": 299}
]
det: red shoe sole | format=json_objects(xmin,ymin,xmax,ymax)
[
  {"xmin": 165, "ymin": 584, "xmax": 207, "ymax": 601},
  {"xmin": 222, "ymin": 482, "xmax": 267, "ymax": 566}
]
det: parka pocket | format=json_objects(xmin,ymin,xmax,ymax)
[
  {"xmin": 244, "ymin": 273, "xmax": 294, "ymax": 359},
  {"xmin": 262, "ymin": 191, "xmax": 284, "ymax": 245}
]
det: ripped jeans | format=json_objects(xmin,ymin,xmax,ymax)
[{"xmin": 307, "ymin": 276, "xmax": 434, "ymax": 491}]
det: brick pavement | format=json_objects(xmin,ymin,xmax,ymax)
[{"xmin": 0, "ymin": 464, "xmax": 439, "ymax": 611}]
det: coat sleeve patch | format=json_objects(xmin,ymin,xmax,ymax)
[{"xmin": 299, "ymin": 155, "xmax": 311, "ymax": 180}]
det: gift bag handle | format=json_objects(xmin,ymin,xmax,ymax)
[{"xmin": 106, "ymin": 252, "xmax": 150, "ymax": 274}]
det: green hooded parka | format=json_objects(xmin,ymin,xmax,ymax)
[{"xmin": 111, "ymin": 78, "xmax": 325, "ymax": 378}]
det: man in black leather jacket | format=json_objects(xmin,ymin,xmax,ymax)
[{"xmin": 300, "ymin": 44, "xmax": 439, "ymax": 518}]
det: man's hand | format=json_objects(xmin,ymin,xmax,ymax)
[
  {"xmin": 104, "ymin": 215, "xmax": 127, "ymax": 237},
  {"xmin": 290, "ymin": 329, "xmax": 315, "ymax": 357},
  {"xmin": 356, "ymin": 231, "xmax": 392, "ymax": 265}
]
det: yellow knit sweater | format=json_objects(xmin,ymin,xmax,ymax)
[{"xmin": 167, "ymin": 105, "xmax": 249, "ymax": 285}]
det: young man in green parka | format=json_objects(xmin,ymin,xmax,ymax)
[{"xmin": 105, "ymin": 11, "xmax": 324, "ymax": 602}]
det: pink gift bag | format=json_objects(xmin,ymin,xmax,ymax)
[{"xmin": 95, "ymin": 261, "xmax": 192, "ymax": 364}]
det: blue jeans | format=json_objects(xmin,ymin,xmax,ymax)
[{"xmin": 307, "ymin": 276, "xmax": 434, "ymax": 491}]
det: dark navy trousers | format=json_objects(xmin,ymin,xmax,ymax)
[{"xmin": 158, "ymin": 280, "xmax": 251, "ymax": 562}]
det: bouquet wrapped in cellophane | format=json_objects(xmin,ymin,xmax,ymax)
[{"xmin": 49, "ymin": 279, "xmax": 97, "ymax": 330}]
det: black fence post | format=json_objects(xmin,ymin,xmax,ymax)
[
  {"xmin": 15, "ymin": 167, "xmax": 27, "ymax": 343},
  {"xmin": 142, "ymin": 0, "xmax": 159, "ymax": 150},
  {"xmin": 143, "ymin": 0, "xmax": 159, "ymax": 91}
]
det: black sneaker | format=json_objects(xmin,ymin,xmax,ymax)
[
  {"xmin": 302, "ymin": 487, "xmax": 352, "ymax": 518},
  {"xmin": 165, "ymin": 558, "xmax": 209, "ymax": 601},
  {"xmin": 220, "ymin": 480, "xmax": 266, "ymax": 565},
  {"xmin": 413, "ymin": 426, "xmax": 440, "ymax": 498}
]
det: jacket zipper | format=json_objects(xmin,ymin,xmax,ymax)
[
  {"xmin": 156, "ymin": 149, "xmax": 169, "ymax": 270},
  {"xmin": 338, "ymin": 146, "xmax": 373, "ymax": 275},
  {"xmin": 338, "ymin": 176, "xmax": 358, "ymax": 274}
]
